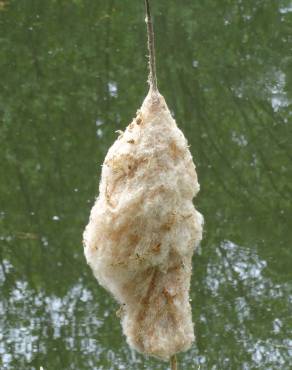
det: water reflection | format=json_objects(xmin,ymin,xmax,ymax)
[
  {"xmin": 0, "ymin": 0, "xmax": 291, "ymax": 368},
  {"xmin": 1, "ymin": 238, "xmax": 291, "ymax": 369}
]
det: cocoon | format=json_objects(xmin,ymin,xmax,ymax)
[{"xmin": 83, "ymin": 90, "xmax": 203, "ymax": 360}]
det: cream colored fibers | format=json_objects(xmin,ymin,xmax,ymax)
[{"xmin": 83, "ymin": 0, "xmax": 203, "ymax": 363}]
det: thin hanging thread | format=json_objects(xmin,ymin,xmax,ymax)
[
  {"xmin": 144, "ymin": 0, "xmax": 158, "ymax": 92},
  {"xmin": 171, "ymin": 354, "xmax": 178, "ymax": 370}
]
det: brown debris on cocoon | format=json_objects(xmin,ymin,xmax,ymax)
[{"xmin": 83, "ymin": 90, "xmax": 203, "ymax": 361}]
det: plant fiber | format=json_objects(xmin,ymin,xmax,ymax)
[{"xmin": 83, "ymin": 90, "xmax": 203, "ymax": 360}]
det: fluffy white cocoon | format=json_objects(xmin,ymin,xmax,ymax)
[{"xmin": 83, "ymin": 90, "xmax": 203, "ymax": 361}]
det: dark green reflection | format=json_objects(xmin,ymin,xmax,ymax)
[{"xmin": 0, "ymin": 0, "xmax": 291, "ymax": 369}]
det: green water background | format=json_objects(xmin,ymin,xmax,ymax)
[{"xmin": 0, "ymin": 0, "xmax": 291, "ymax": 369}]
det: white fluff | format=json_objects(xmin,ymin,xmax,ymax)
[{"xmin": 83, "ymin": 91, "xmax": 203, "ymax": 361}]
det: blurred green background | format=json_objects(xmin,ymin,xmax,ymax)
[{"xmin": 0, "ymin": 0, "xmax": 291, "ymax": 369}]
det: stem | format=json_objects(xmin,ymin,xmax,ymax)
[
  {"xmin": 144, "ymin": 0, "xmax": 158, "ymax": 91},
  {"xmin": 170, "ymin": 355, "xmax": 178, "ymax": 370}
]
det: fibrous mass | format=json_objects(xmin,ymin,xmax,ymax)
[{"xmin": 83, "ymin": 90, "xmax": 203, "ymax": 360}]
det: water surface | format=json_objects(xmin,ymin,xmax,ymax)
[{"xmin": 0, "ymin": 0, "xmax": 291, "ymax": 369}]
